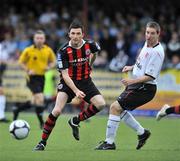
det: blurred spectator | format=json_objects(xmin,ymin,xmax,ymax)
[
  {"xmin": 109, "ymin": 50, "xmax": 129, "ymax": 72},
  {"xmin": 1, "ymin": 32, "xmax": 17, "ymax": 60},
  {"xmin": 93, "ymin": 50, "xmax": 108, "ymax": 69},
  {"xmin": 0, "ymin": 0, "xmax": 179, "ymax": 70},
  {"xmin": 16, "ymin": 33, "xmax": 32, "ymax": 52},
  {"xmin": 99, "ymin": 28, "xmax": 116, "ymax": 61},
  {"xmin": 39, "ymin": 6, "xmax": 58, "ymax": 25},
  {"xmin": 128, "ymin": 32, "xmax": 144, "ymax": 64},
  {"xmin": 167, "ymin": 32, "xmax": 180, "ymax": 59},
  {"xmin": 8, "ymin": 7, "xmax": 19, "ymax": 27},
  {"xmin": 109, "ymin": 31, "xmax": 129, "ymax": 72},
  {"xmin": 166, "ymin": 54, "xmax": 180, "ymax": 70}
]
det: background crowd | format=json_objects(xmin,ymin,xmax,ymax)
[{"xmin": 0, "ymin": 0, "xmax": 180, "ymax": 71}]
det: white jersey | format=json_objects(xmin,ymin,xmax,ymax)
[
  {"xmin": 132, "ymin": 42, "xmax": 165, "ymax": 85},
  {"xmin": 0, "ymin": 43, "xmax": 9, "ymax": 61}
]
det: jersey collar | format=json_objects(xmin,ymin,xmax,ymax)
[{"xmin": 68, "ymin": 39, "xmax": 85, "ymax": 49}]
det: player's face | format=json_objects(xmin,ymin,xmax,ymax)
[
  {"xmin": 145, "ymin": 27, "xmax": 159, "ymax": 46},
  {"xmin": 34, "ymin": 34, "xmax": 45, "ymax": 47},
  {"xmin": 69, "ymin": 28, "xmax": 84, "ymax": 47}
]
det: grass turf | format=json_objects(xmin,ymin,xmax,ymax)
[{"xmin": 0, "ymin": 112, "xmax": 180, "ymax": 161}]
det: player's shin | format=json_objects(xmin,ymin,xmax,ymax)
[
  {"xmin": 121, "ymin": 111, "xmax": 144, "ymax": 135},
  {"xmin": 41, "ymin": 113, "xmax": 57, "ymax": 144},
  {"xmin": 105, "ymin": 114, "xmax": 120, "ymax": 144},
  {"xmin": 78, "ymin": 105, "xmax": 101, "ymax": 122},
  {"xmin": 35, "ymin": 105, "xmax": 45, "ymax": 128}
]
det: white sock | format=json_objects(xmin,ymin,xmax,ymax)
[
  {"xmin": 121, "ymin": 111, "xmax": 144, "ymax": 135},
  {"xmin": 105, "ymin": 114, "xmax": 120, "ymax": 144},
  {"xmin": 0, "ymin": 95, "xmax": 6, "ymax": 119}
]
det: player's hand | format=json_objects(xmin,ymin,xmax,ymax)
[
  {"xmin": 122, "ymin": 66, "xmax": 133, "ymax": 73},
  {"xmin": 121, "ymin": 78, "xmax": 136, "ymax": 86},
  {"xmin": 45, "ymin": 66, "xmax": 50, "ymax": 72},
  {"xmin": 28, "ymin": 70, "xmax": 35, "ymax": 75},
  {"xmin": 75, "ymin": 90, "xmax": 86, "ymax": 99}
]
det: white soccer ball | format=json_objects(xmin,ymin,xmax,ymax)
[{"xmin": 9, "ymin": 120, "xmax": 30, "ymax": 140}]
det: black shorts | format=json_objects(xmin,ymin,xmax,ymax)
[
  {"xmin": 117, "ymin": 83, "xmax": 157, "ymax": 111},
  {"xmin": 27, "ymin": 75, "xmax": 45, "ymax": 94},
  {"xmin": 0, "ymin": 63, "xmax": 7, "ymax": 86},
  {"xmin": 57, "ymin": 77, "xmax": 101, "ymax": 103}
]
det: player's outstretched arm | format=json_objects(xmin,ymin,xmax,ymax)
[
  {"xmin": 61, "ymin": 69, "xmax": 86, "ymax": 99},
  {"xmin": 122, "ymin": 65, "xmax": 134, "ymax": 73}
]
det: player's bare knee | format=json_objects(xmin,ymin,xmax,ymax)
[
  {"xmin": 97, "ymin": 104, "xmax": 106, "ymax": 111},
  {"xmin": 96, "ymin": 99, "xmax": 106, "ymax": 109},
  {"xmin": 110, "ymin": 102, "xmax": 123, "ymax": 114},
  {"xmin": 52, "ymin": 106, "xmax": 63, "ymax": 116}
]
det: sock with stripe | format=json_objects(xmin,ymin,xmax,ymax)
[
  {"xmin": 73, "ymin": 105, "xmax": 100, "ymax": 124},
  {"xmin": 105, "ymin": 114, "xmax": 120, "ymax": 144},
  {"xmin": 41, "ymin": 113, "xmax": 57, "ymax": 145}
]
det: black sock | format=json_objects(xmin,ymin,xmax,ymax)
[
  {"xmin": 13, "ymin": 101, "xmax": 31, "ymax": 120},
  {"xmin": 35, "ymin": 105, "xmax": 45, "ymax": 126}
]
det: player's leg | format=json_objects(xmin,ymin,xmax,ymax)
[
  {"xmin": 13, "ymin": 101, "xmax": 31, "ymax": 120},
  {"xmin": 95, "ymin": 101, "xmax": 121, "ymax": 150},
  {"xmin": 69, "ymin": 94, "xmax": 105, "ymax": 140},
  {"xmin": 68, "ymin": 79, "xmax": 106, "ymax": 140},
  {"xmin": 29, "ymin": 75, "xmax": 46, "ymax": 129},
  {"xmin": 95, "ymin": 100, "xmax": 148, "ymax": 150},
  {"xmin": 156, "ymin": 104, "xmax": 180, "ymax": 121},
  {"xmin": 0, "ymin": 64, "xmax": 9, "ymax": 123},
  {"xmin": 74, "ymin": 94, "xmax": 105, "ymax": 123},
  {"xmin": 96, "ymin": 84, "xmax": 156, "ymax": 150},
  {"xmin": 33, "ymin": 93, "xmax": 45, "ymax": 129},
  {"xmin": 118, "ymin": 85, "xmax": 155, "ymax": 150},
  {"xmin": 33, "ymin": 92, "xmax": 68, "ymax": 151},
  {"xmin": 0, "ymin": 86, "xmax": 9, "ymax": 122}
]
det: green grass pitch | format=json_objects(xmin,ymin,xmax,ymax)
[{"xmin": 0, "ymin": 112, "xmax": 180, "ymax": 161}]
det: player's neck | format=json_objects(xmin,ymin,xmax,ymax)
[
  {"xmin": 69, "ymin": 40, "xmax": 84, "ymax": 49},
  {"xmin": 34, "ymin": 44, "xmax": 44, "ymax": 49},
  {"xmin": 147, "ymin": 40, "xmax": 159, "ymax": 48}
]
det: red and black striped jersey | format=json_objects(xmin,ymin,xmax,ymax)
[{"xmin": 57, "ymin": 39, "xmax": 101, "ymax": 80}]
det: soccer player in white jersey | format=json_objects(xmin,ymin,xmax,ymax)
[{"xmin": 95, "ymin": 21, "xmax": 165, "ymax": 150}]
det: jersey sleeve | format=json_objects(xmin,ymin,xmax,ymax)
[
  {"xmin": 48, "ymin": 48, "xmax": 56, "ymax": 63},
  {"xmin": 89, "ymin": 41, "xmax": 101, "ymax": 54},
  {"xmin": 57, "ymin": 49, "xmax": 69, "ymax": 71},
  {"xmin": 145, "ymin": 51, "xmax": 164, "ymax": 79}
]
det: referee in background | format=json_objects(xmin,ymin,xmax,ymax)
[{"xmin": 13, "ymin": 30, "xmax": 56, "ymax": 129}]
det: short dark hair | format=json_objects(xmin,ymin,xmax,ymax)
[
  {"xmin": 69, "ymin": 19, "xmax": 84, "ymax": 33},
  {"xmin": 146, "ymin": 21, "xmax": 161, "ymax": 34}
]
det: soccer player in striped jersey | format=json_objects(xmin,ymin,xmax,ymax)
[
  {"xmin": 156, "ymin": 104, "xmax": 180, "ymax": 120},
  {"xmin": 95, "ymin": 21, "xmax": 165, "ymax": 150},
  {"xmin": 34, "ymin": 20, "xmax": 106, "ymax": 151}
]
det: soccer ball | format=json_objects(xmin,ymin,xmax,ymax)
[{"xmin": 9, "ymin": 120, "xmax": 30, "ymax": 140}]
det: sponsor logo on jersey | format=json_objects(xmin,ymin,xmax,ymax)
[
  {"xmin": 57, "ymin": 84, "xmax": 63, "ymax": 90},
  {"xmin": 85, "ymin": 49, "xmax": 91, "ymax": 56}
]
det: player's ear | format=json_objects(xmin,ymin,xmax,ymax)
[{"xmin": 68, "ymin": 32, "xmax": 70, "ymax": 38}]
